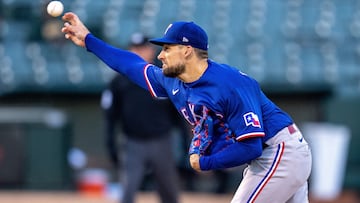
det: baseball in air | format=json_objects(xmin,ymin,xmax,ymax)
[{"xmin": 47, "ymin": 1, "xmax": 64, "ymax": 17}]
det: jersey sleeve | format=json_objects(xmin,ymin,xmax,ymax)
[
  {"xmin": 225, "ymin": 81, "xmax": 265, "ymax": 141},
  {"xmin": 85, "ymin": 33, "xmax": 170, "ymax": 98},
  {"xmin": 199, "ymin": 136, "xmax": 263, "ymax": 170},
  {"xmin": 85, "ymin": 34, "xmax": 150, "ymax": 90},
  {"xmin": 143, "ymin": 65, "xmax": 169, "ymax": 98}
]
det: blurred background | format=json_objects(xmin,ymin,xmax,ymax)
[{"xmin": 0, "ymin": 0, "xmax": 360, "ymax": 202}]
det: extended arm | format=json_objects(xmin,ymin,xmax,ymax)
[{"xmin": 62, "ymin": 12, "xmax": 150, "ymax": 89}]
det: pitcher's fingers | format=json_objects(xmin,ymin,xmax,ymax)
[
  {"xmin": 61, "ymin": 25, "xmax": 71, "ymax": 34},
  {"xmin": 65, "ymin": 33, "xmax": 70, "ymax": 39},
  {"xmin": 62, "ymin": 12, "xmax": 73, "ymax": 22},
  {"xmin": 61, "ymin": 22, "xmax": 70, "ymax": 32},
  {"xmin": 62, "ymin": 12, "xmax": 78, "ymax": 25}
]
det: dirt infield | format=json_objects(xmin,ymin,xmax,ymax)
[
  {"xmin": 0, "ymin": 190, "xmax": 359, "ymax": 203},
  {"xmin": 0, "ymin": 191, "xmax": 233, "ymax": 203}
]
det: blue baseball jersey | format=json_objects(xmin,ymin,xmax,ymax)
[
  {"xmin": 85, "ymin": 34, "xmax": 293, "ymax": 170},
  {"xmin": 144, "ymin": 60, "xmax": 293, "ymax": 143}
]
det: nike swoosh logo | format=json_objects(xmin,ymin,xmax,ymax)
[
  {"xmin": 298, "ymin": 135, "xmax": 303, "ymax": 143},
  {"xmin": 172, "ymin": 89, "xmax": 179, "ymax": 95}
]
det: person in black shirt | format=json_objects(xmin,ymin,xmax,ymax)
[{"xmin": 100, "ymin": 33, "xmax": 182, "ymax": 203}]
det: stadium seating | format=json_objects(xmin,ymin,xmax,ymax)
[{"xmin": 0, "ymin": 0, "xmax": 359, "ymax": 96}]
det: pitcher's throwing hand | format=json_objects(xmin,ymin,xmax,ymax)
[{"xmin": 61, "ymin": 12, "xmax": 90, "ymax": 47}]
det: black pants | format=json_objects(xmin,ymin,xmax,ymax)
[{"xmin": 120, "ymin": 135, "xmax": 179, "ymax": 203}]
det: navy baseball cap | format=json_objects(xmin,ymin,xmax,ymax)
[{"xmin": 149, "ymin": 21, "xmax": 208, "ymax": 50}]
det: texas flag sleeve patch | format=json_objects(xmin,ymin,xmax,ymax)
[{"xmin": 243, "ymin": 112, "xmax": 261, "ymax": 128}]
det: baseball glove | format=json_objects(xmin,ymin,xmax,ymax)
[{"xmin": 188, "ymin": 106, "xmax": 213, "ymax": 155}]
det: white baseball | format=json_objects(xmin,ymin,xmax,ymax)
[{"xmin": 47, "ymin": 1, "xmax": 64, "ymax": 17}]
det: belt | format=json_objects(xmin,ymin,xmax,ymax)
[
  {"xmin": 287, "ymin": 124, "xmax": 298, "ymax": 134},
  {"xmin": 262, "ymin": 124, "xmax": 298, "ymax": 149}
]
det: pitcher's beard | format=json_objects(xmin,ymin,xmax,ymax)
[{"xmin": 162, "ymin": 64, "xmax": 186, "ymax": 78}]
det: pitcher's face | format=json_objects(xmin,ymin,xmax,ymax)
[{"xmin": 157, "ymin": 44, "xmax": 186, "ymax": 77}]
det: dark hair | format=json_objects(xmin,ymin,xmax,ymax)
[{"xmin": 194, "ymin": 48, "xmax": 208, "ymax": 59}]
